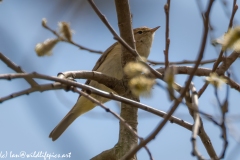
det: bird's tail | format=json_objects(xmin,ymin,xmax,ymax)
[{"xmin": 49, "ymin": 96, "xmax": 95, "ymax": 141}]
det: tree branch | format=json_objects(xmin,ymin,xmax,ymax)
[
  {"xmin": 157, "ymin": 66, "xmax": 240, "ymax": 92},
  {"xmin": 121, "ymin": 1, "xmax": 215, "ymax": 159},
  {"xmin": 185, "ymin": 83, "xmax": 218, "ymax": 159},
  {"xmin": 148, "ymin": 58, "xmax": 217, "ymax": 66},
  {"xmin": 57, "ymin": 71, "xmax": 125, "ymax": 95},
  {"xmin": 0, "ymin": 52, "xmax": 38, "ymax": 87},
  {"xmin": 163, "ymin": 0, "xmax": 171, "ymax": 68},
  {"xmin": 42, "ymin": 20, "xmax": 103, "ymax": 54},
  {"xmin": 114, "ymin": 0, "xmax": 139, "ymax": 160},
  {"xmin": 197, "ymin": 0, "xmax": 238, "ymax": 97}
]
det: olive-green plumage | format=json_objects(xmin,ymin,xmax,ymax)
[{"xmin": 49, "ymin": 26, "xmax": 160, "ymax": 141}]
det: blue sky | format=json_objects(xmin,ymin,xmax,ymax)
[{"xmin": 0, "ymin": 0, "xmax": 240, "ymax": 160}]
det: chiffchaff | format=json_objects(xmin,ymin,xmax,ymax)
[{"xmin": 49, "ymin": 26, "xmax": 160, "ymax": 141}]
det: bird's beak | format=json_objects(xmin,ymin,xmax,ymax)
[{"xmin": 150, "ymin": 26, "xmax": 160, "ymax": 33}]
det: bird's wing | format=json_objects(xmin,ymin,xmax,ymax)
[{"xmin": 85, "ymin": 42, "xmax": 118, "ymax": 85}]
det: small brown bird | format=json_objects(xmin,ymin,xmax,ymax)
[{"xmin": 49, "ymin": 26, "xmax": 160, "ymax": 141}]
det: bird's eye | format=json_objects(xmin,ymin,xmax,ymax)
[{"xmin": 137, "ymin": 31, "xmax": 143, "ymax": 34}]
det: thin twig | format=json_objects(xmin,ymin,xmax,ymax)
[
  {"xmin": 42, "ymin": 20, "xmax": 103, "ymax": 54},
  {"xmin": 220, "ymin": 0, "xmax": 232, "ymax": 21},
  {"xmin": 198, "ymin": 50, "xmax": 237, "ymax": 97},
  {"xmin": 163, "ymin": 0, "xmax": 171, "ymax": 69},
  {"xmin": 185, "ymin": 84, "xmax": 218, "ymax": 159},
  {"xmin": 215, "ymin": 86, "xmax": 229, "ymax": 159},
  {"xmin": 228, "ymin": 0, "xmax": 238, "ymax": 29},
  {"xmin": 156, "ymin": 81, "xmax": 222, "ymax": 127},
  {"xmin": 217, "ymin": 51, "xmax": 239, "ymax": 75},
  {"xmin": 189, "ymin": 83, "xmax": 205, "ymax": 160},
  {"xmin": 148, "ymin": 58, "xmax": 217, "ymax": 66},
  {"xmin": 88, "ymin": 0, "xmax": 140, "ymax": 59},
  {"xmin": 0, "ymin": 52, "xmax": 38, "ymax": 87},
  {"xmin": 157, "ymin": 65, "xmax": 240, "ymax": 93},
  {"xmin": 0, "ymin": 83, "xmax": 64, "ymax": 103}
]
